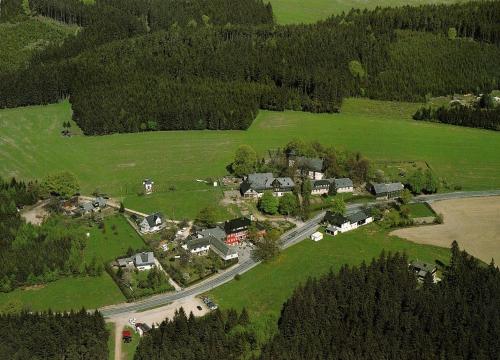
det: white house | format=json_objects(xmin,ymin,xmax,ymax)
[
  {"xmin": 78, "ymin": 197, "xmax": 107, "ymax": 214},
  {"xmin": 183, "ymin": 235, "xmax": 239, "ymax": 261},
  {"xmin": 182, "ymin": 237, "xmax": 211, "ymax": 255},
  {"xmin": 311, "ymin": 232, "xmax": 323, "ymax": 242},
  {"xmin": 311, "ymin": 179, "xmax": 332, "ymax": 196},
  {"xmin": 323, "ymin": 210, "xmax": 373, "ymax": 235},
  {"xmin": 140, "ymin": 212, "xmax": 165, "ymax": 233},
  {"xmin": 143, "ymin": 179, "xmax": 154, "ymax": 194},
  {"xmin": 134, "ymin": 252, "xmax": 156, "ymax": 271},
  {"xmin": 289, "ymin": 156, "xmax": 325, "ymax": 180},
  {"xmin": 370, "ymin": 182, "xmax": 404, "ymax": 200},
  {"xmin": 333, "ymin": 178, "xmax": 354, "ymax": 193}
]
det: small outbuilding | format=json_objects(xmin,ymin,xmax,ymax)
[
  {"xmin": 311, "ymin": 232, "xmax": 323, "ymax": 242},
  {"xmin": 143, "ymin": 179, "xmax": 154, "ymax": 194}
]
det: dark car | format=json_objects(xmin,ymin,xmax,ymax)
[{"xmin": 197, "ymin": 305, "xmax": 202, "ymax": 311}]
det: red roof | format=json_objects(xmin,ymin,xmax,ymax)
[{"xmin": 122, "ymin": 330, "xmax": 132, "ymax": 337}]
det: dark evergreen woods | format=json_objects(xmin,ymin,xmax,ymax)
[
  {"xmin": 0, "ymin": 310, "xmax": 109, "ymax": 359},
  {"xmin": 414, "ymin": 103, "xmax": 500, "ymax": 131},
  {"xmin": 134, "ymin": 307, "xmax": 255, "ymax": 360},
  {"xmin": 1, "ymin": 1, "xmax": 500, "ymax": 134},
  {"xmin": 261, "ymin": 245, "xmax": 500, "ymax": 359}
]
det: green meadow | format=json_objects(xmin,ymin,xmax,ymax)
[
  {"xmin": 269, "ymin": 0, "xmax": 464, "ymax": 24},
  {"xmin": 1, "ymin": 98, "xmax": 499, "ymax": 220},
  {"xmin": 208, "ymin": 225, "xmax": 450, "ymax": 339}
]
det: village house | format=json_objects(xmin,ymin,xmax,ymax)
[
  {"xmin": 311, "ymin": 179, "xmax": 332, "ymax": 195},
  {"xmin": 134, "ymin": 252, "xmax": 156, "ymax": 271},
  {"xmin": 333, "ymin": 178, "xmax": 354, "ymax": 193},
  {"xmin": 288, "ymin": 155, "xmax": 325, "ymax": 180},
  {"xmin": 117, "ymin": 251, "xmax": 156, "ymax": 271},
  {"xmin": 78, "ymin": 196, "xmax": 107, "ymax": 214},
  {"xmin": 223, "ymin": 217, "xmax": 251, "ymax": 245},
  {"xmin": 370, "ymin": 182, "xmax": 404, "ymax": 200},
  {"xmin": 240, "ymin": 173, "xmax": 295, "ymax": 198},
  {"xmin": 183, "ymin": 235, "xmax": 239, "ymax": 261},
  {"xmin": 135, "ymin": 323, "xmax": 152, "ymax": 337},
  {"xmin": 409, "ymin": 260, "xmax": 438, "ymax": 282},
  {"xmin": 139, "ymin": 212, "xmax": 165, "ymax": 233},
  {"xmin": 323, "ymin": 209, "xmax": 373, "ymax": 235},
  {"xmin": 143, "ymin": 179, "xmax": 154, "ymax": 194}
]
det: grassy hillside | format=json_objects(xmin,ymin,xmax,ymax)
[
  {"xmin": 1, "ymin": 98, "xmax": 499, "ymax": 219},
  {"xmin": 0, "ymin": 17, "xmax": 76, "ymax": 73},
  {"xmin": 270, "ymin": 0, "xmax": 463, "ymax": 24},
  {"xmin": 208, "ymin": 225, "xmax": 450, "ymax": 339}
]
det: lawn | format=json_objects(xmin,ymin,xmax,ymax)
[
  {"xmin": 122, "ymin": 326, "xmax": 141, "ymax": 360},
  {"xmin": 270, "ymin": 0, "xmax": 464, "ymax": 24},
  {"xmin": 0, "ymin": 274, "xmax": 125, "ymax": 312},
  {"xmin": 208, "ymin": 224, "xmax": 450, "ymax": 339},
  {"xmin": 406, "ymin": 203, "xmax": 435, "ymax": 218},
  {"xmin": 1, "ymin": 98, "xmax": 499, "ymax": 220},
  {"xmin": 83, "ymin": 214, "xmax": 147, "ymax": 262}
]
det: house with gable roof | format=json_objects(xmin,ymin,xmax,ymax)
[
  {"xmin": 139, "ymin": 212, "xmax": 165, "ymax": 233},
  {"xmin": 240, "ymin": 173, "xmax": 294, "ymax": 198}
]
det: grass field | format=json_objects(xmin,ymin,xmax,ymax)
[
  {"xmin": 83, "ymin": 214, "xmax": 146, "ymax": 262},
  {"xmin": 0, "ymin": 17, "xmax": 76, "ymax": 73},
  {"xmin": 407, "ymin": 203, "xmax": 436, "ymax": 218},
  {"xmin": 122, "ymin": 326, "xmax": 141, "ymax": 360},
  {"xmin": 270, "ymin": 0, "xmax": 464, "ymax": 24},
  {"xmin": 208, "ymin": 224, "xmax": 450, "ymax": 339},
  {"xmin": 106, "ymin": 323, "xmax": 116, "ymax": 360},
  {"xmin": 1, "ymin": 98, "xmax": 499, "ymax": 219},
  {"xmin": 0, "ymin": 274, "xmax": 124, "ymax": 312}
]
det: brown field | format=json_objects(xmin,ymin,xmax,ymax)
[{"xmin": 391, "ymin": 197, "xmax": 500, "ymax": 263}]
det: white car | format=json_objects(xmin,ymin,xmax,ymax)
[{"xmin": 129, "ymin": 317, "xmax": 136, "ymax": 326}]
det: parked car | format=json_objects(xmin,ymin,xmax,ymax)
[{"xmin": 197, "ymin": 305, "xmax": 202, "ymax": 311}]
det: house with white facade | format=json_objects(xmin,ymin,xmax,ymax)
[
  {"xmin": 370, "ymin": 182, "xmax": 404, "ymax": 200},
  {"xmin": 323, "ymin": 209, "xmax": 373, "ymax": 235},
  {"xmin": 183, "ymin": 234, "xmax": 239, "ymax": 261},
  {"xmin": 143, "ymin": 179, "xmax": 154, "ymax": 194},
  {"xmin": 134, "ymin": 252, "xmax": 156, "ymax": 271},
  {"xmin": 240, "ymin": 173, "xmax": 294, "ymax": 198},
  {"xmin": 78, "ymin": 197, "xmax": 107, "ymax": 214},
  {"xmin": 333, "ymin": 178, "xmax": 354, "ymax": 193},
  {"xmin": 311, "ymin": 179, "xmax": 332, "ymax": 195},
  {"xmin": 139, "ymin": 212, "xmax": 165, "ymax": 233},
  {"xmin": 311, "ymin": 232, "xmax": 323, "ymax": 242},
  {"xmin": 289, "ymin": 155, "xmax": 325, "ymax": 180}
]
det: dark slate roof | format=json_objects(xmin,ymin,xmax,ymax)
[
  {"xmin": 324, "ymin": 211, "xmax": 349, "ymax": 226},
  {"xmin": 186, "ymin": 236, "xmax": 211, "ymax": 250},
  {"xmin": 372, "ymin": 182, "xmax": 404, "ymax": 195},
  {"xmin": 143, "ymin": 178, "xmax": 153, "ymax": 184},
  {"xmin": 241, "ymin": 173, "xmax": 294, "ymax": 193},
  {"xmin": 199, "ymin": 227, "xmax": 227, "ymax": 241},
  {"xmin": 224, "ymin": 217, "xmax": 251, "ymax": 234},
  {"xmin": 145, "ymin": 212, "xmax": 164, "ymax": 227},
  {"xmin": 272, "ymin": 177, "xmax": 295, "ymax": 188},
  {"xmin": 334, "ymin": 178, "xmax": 353, "ymax": 189},
  {"xmin": 347, "ymin": 210, "xmax": 371, "ymax": 223},
  {"xmin": 295, "ymin": 156, "xmax": 324, "ymax": 172},
  {"xmin": 410, "ymin": 260, "xmax": 436, "ymax": 274},
  {"xmin": 312, "ymin": 179, "xmax": 332, "ymax": 189},
  {"xmin": 210, "ymin": 236, "xmax": 237, "ymax": 257}
]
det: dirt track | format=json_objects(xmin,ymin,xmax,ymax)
[{"xmin": 391, "ymin": 196, "xmax": 500, "ymax": 263}]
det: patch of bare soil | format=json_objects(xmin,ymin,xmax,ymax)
[
  {"xmin": 23, "ymin": 284, "xmax": 46, "ymax": 291},
  {"xmin": 391, "ymin": 196, "xmax": 500, "ymax": 263}
]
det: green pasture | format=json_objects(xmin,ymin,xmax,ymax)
[
  {"xmin": 106, "ymin": 323, "xmax": 116, "ymax": 360},
  {"xmin": 270, "ymin": 0, "xmax": 464, "ymax": 24},
  {"xmin": 1, "ymin": 98, "xmax": 499, "ymax": 220},
  {"xmin": 406, "ymin": 203, "xmax": 436, "ymax": 218},
  {"xmin": 0, "ymin": 274, "xmax": 124, "ymax": 312},
  {"xmin": 208, "ymin": 224, "xmax": 450, "ymax": 339}
]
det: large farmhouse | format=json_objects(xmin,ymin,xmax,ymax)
[
  {"xmin": 78, "ymin": 197, "xmax": 107, "ymax": 214},
  {"xmin": 183, "ymin": 235, "xmax": 239, "ymax": 261},
  {"xmin": 240, "ymin": 173, "xmax": 295, "ymax": 198},
  {"xmin": 224, "ymin": 217, "xmax": 251, "ymax": 245},
  {"xmin": 370, "ymin": 182, "xmax": 404, "ymax": 200},
  {"xmin": 140, "ymin": 212, "xmax": 165, "ymax": 233},
  {"xmin": 333, "ymin": 178, "xmax": 354, "ymax": 193},
  {"xmin": 323, "ymin": 209, "xmax": 373, "ymax": 235},
  {"xmin": 288, "ymin": 155, "xmax": 325, "ymax": 180}
]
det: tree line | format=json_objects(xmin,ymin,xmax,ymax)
[
  {"xmin": 0, "ymin": 309, "xmax": 109, "ymax": 359},
  {"xmin": 1, "ymin": 1, "xmax": 499, "ymax": 133},
  {"xmin": 414, "ymin": 103, "xmax": 500, "ymax": 131}
]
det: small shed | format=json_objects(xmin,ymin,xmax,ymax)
[
  {"xmin": 143, "ymin": 179, "xmax": 154, "ymax": 194},
  {"xmin": 311, "ymin": 232, "xmax": 323, "ymax": 242}
]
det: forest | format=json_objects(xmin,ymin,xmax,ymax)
[
  {"xmin": 0, "ymin": 0, "xmax": 499, "ymax": 134},
  {"xmin": 133, "ymin": 243, "xmax": 500, "ymax": 359},
  {"xmin": 0, "ymin": 309, "xmax": 109, "ymax": 359},
  {"xmin": 0, "ymin": 177, "xmax": 101, "ymax": 293},
  {"xmin": 413, "ymin": 94, "xmax": 500, "ymax": 130}
]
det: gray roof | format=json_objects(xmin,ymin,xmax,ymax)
[
  {"xmin": 134, "ymin": 252, "xmax": 155, "ymax": 266},
  {"xmin": 199, "ymin": 227, "xmax": 227, "ymax": 241},
  {"xmin": 80, "ymin": 202, "xmax": 94, "ymax": 212},
  {"xmin": 186, "ymin": 235, "xmax": 237, "ymax": 257},
  {"xmin": 210, "ymin": 236, "xmax": 237, "ymax": 257},
  {"xmin": 312, "ymin": 179, "xmax": 332, "ymax": 189},
  {"xmin": 185, "ymin": 236, "xmax": 211, "ymax": 251},
  {"xmin": 347, "ymin": 210, "xmax": 371, "ymax": 223},
  {"xmin": 143, "ymin": 178, "xmax": 153, "ymax": 184},
  {"xmin": 372, "ymin": 182, "xmax": 404, "ymax": 195},
  {"xmin": 334, "ymin": 178, "xmax": 353, "ymax": 189},
  {"xmin": 410, "ymin": 260, "xmax": 436, "ymax": 274},
  {"xmin": 324, "ymin": 211, "xmax": 349, "ymax": 227},
  {"xmin": 144, "ymin": 212, "xmax": 164, "ymax": 227},
  {"xmin": 294, "ymin": 156, "xmax": 324, "ymax": 172},
  {"xmin": 241, "ymin": 173, "xmax": 294, "ymax": 193}
]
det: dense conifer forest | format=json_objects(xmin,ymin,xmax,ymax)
[
  {"xmin": 0, "ymin": 310, "xmax": 109, "ymax": 359},
  {"xmin": 1, "ymin": 0, "xmax": 499, "ymax": 134},
  {"xmin": 133, "ymin": 244, "xmax": 500, "ymax": 359}
]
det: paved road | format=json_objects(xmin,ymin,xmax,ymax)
[{"xmin": 100, "ymin": 190, "xmax": 500, "ymax": 317}]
